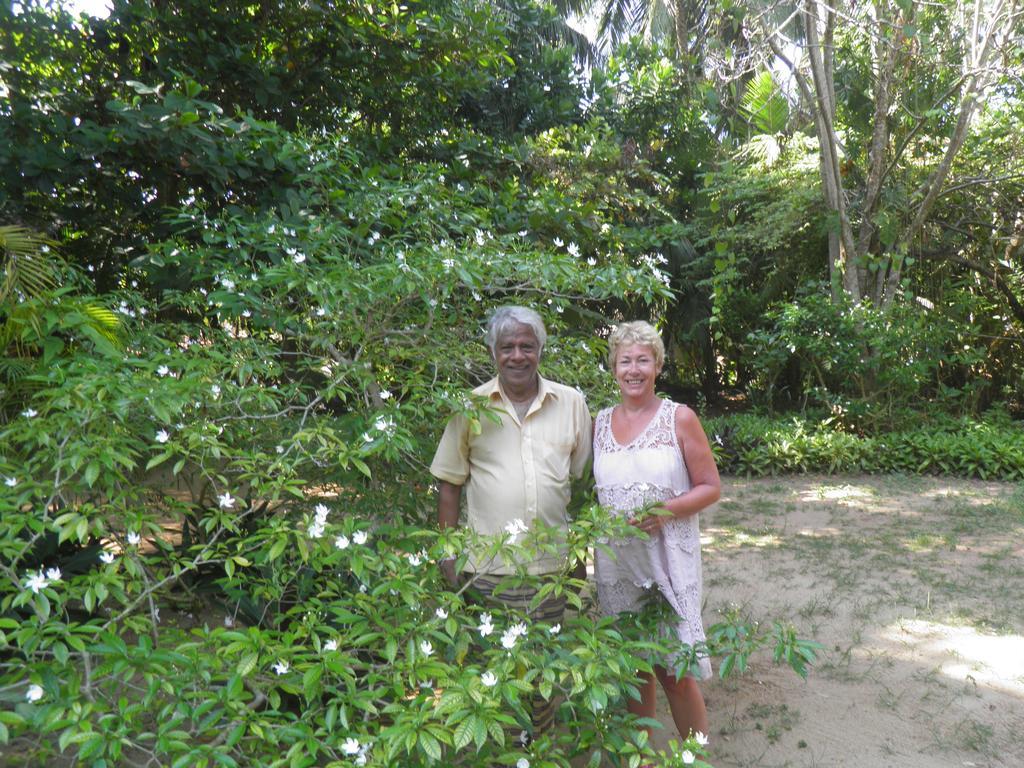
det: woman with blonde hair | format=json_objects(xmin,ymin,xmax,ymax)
[{"xmin": 592, "ymin": 320, "xmax": 720, "ymax": 746}]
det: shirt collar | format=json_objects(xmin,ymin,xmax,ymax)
[{"xmin": 483, "ymin": 374, "xmax": 556, "ymax": 404}]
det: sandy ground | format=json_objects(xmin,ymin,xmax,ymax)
[{"xmin": 641, "ymin": 475, "xmax": 1024, "ymax": 768}]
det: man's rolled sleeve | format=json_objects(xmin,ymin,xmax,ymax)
[{"xmin": 430, "ymin": 414, "xmax": 471, "ymax": 485}]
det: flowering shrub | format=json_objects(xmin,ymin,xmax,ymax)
[
  {"xmin": 2, "ymin": 461, "xmax": 809, "ymax": 767},
  {"xmin": 0, "ymin": 16, "xmax": 814, "ymax": 762},
  {"xmin": 0, "ymin": 235, "xmax": 812, "ymax": 766}
]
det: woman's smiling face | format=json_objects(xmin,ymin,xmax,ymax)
[{"xmin": 613, "ymin": 343, "xmax": 661, "ymax": 398}]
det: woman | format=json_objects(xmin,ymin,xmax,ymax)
[{"xmin": 593, "ymin": 320, "xmax": 720, "ymax": 743}]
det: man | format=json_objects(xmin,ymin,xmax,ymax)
[{"xmin": 430, "ymin": 305, "xmax": 592, "ymax": 735}]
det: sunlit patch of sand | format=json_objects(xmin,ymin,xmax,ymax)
[
  {"xmin": 702, "ymin": 530, "xmax": 782, "ymax": 549},
  {"xmin": 802, "ymin": 484, "xmax": 877, "ymax": 503},
  {"xmin": 869, "ymin": 619, "xmax": 1024, "ymax": 697},
  {"xmin": 793, "ymin": 527, "xmax": 843, "ymax": 538}
]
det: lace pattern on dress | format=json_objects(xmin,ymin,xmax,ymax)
[
  {"xmin": 593, "ymin": 481, "xmax": 699, "ymax": 555},
  {"xmin": 592, "ymin": 399, "xmax": 711, "ymax": 678},
  {"xmin": 595, "ymin": 399, "xmax": 679, "ymax": 453}
]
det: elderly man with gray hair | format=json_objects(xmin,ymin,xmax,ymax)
[{"xmin": 430, "ymin": 305, "xmax": 592, "ymax": 737}]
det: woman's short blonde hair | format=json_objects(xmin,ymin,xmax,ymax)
[{"xmin": 607, "ymin": 320, "xmax": 665, "ymax": 369}]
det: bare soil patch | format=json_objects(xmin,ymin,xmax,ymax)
[{"xmin": 645, "ymin": 475, "xmax": 1024, "ymax": 767}]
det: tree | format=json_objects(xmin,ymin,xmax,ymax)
[{"xmin": 755, "ymin": 0, "xmax": 1023, "ymax": 306}]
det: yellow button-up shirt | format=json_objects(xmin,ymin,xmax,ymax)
[{"xmin": 430, "ymin": 375, "xmax": 592, "ymax": 575}]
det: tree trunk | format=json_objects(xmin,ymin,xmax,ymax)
[{"xmin": 803, "ymin": 0, "xmax": 861, "ymax": 302}]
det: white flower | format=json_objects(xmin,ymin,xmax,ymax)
[
  {"xmin": 694, "ymin": 731, "xmax": 709, "ymax": 746},
  {"xmin": 24, "ymin": 572, "xmax": 49, "ymax": 594},
  {"xmin": 587, "ymin": 257, "xmax": 597, "ymax": 266},
  {"xmin": 308, "ymin": 521, "xmax": 326, "ymax": 539},
  {"xmin": 273, "ymin": 660, "xmax": 289, "ymax": 675},
  {"xmin": 441, "ymin": 258, "xmax": 455, "ymax": 269},
  {"xmin": 480, "ymin": 671, "xmax": 497, "ymax": 687},
  {"xmin": 567, "ymin": 242, "xmax": 580, "ymax": 257},
  {"xmin": 548, "ymin": 624, "xmax": 561, "ymax": 635},
  {"xmin": 517, "ymin": 759, "xmax": 530, "ymax": 768},
  {"xmin": 314, "ymin": 503, "xmax": 330, "ymax": 521},
  {"xmin": 435, "ymin": 607, "xmax": 448, "ymax": 620},
  {"xmin": 292, "ymin": 252, "xmax": 306, "ymax": 264},
  {"xmin": 342, "ymin": 737, "xmax": 361, "ymax": 755},
  {"xmin": 155, "ymin": 429, "xmax": 170, "ymax": 444},
  {"xmin": 368, "ymin": 231, "xmax": 381, "ymax": 244},
  {"xmin": 635, "ymin": 578, "xmax": 655, "ymax": 590},
  {"xmin": 22, "ymin": 408, "xmax": 38, "ymax": 418},
  {"xmin": 241, "ymin": 309, "xmax": 252, "ymax": 318},
  {"xmin": 419, "ymin": 640, "xmax": 433, "ymax": 657},
  {"xmin": 477, "ymin": 613, "xmax": 494, "ymax": 637},
  {"xmin": 352, "ymin": 530, "xmax": 368, "ymax": 545},
  {"xmin": 407, "ymin": 550, "xmax": 426, "ymax": 567},
  {"xmin": 500, "ymin": 630, "xmax": 518, "ymax": 650},
  {"xmin": 211, "ymin": 384, "xmax": 221, "ymax": 397},
  {"xmin": 553, "ymin": 237, "xmax": 564, "ymax": 247},
  {"xmin": 26, "ymin": 684, "xmax": 44, "ymax": 702},
  {"xmin": 156, "ymin": 365, "xmax": 170, "ymax": 377},
  {"xmin": 99, "ymin": 551, "xmax": 116, "ymax": 564},
  {"xmin": 335, "ymin": 535, "xmax": 350, "ymax": 550},
  {"xmin": 45, "ymin": 567, "xmax": 61, "ymax": 582},
  {"xmin": 379, "ymin": 389, "xmax": 392, "ymax": 400},
  {"xmin": 275, "ymin": 445, "xmax": 285, "ymax": 454},
  {"xmin": 323, "ymin": 639, "xmax": 338, "ymax": 652},
  {"xmin": 504, "ymin": 518, "xmax": 528, "ymax": 540},
  {"xmin": 681, "ymin": 750, "xmax": 695, "ymax": 764},
  {"xmin": 315, "ymin": 306, "xmax": 327, "ymax": 317},
  {"xmin": 4, "ymin": 477, "xmax": 16, "ymax": 487},
  {"xmin": 218, "ymin": 492, "xmax": 236, "ymax": 510},
  {"xmin": 223, "ymin": 615, "xmax": 234, "ymax": 627},
  {"xmin": 127, "ymin": 531, "xmax": 141, "ymax": 546}
]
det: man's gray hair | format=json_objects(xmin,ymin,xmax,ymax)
[{"xmin": 485, "ymin": 306, "xmax": 547, "ymax": 355}]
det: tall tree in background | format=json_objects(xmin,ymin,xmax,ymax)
[{"xmin": 757, "ymin": 0, "xmax": 1023, "ymax": 305}]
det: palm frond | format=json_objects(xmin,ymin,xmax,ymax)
[
  {"xmin": 597, "ymin": 0, "xmax": 652, "ymax": 50},
  {"xmin": 739, "ymin": 70, "xmax": 790, "ymax": 135},
  {"xmin": 79, "ymin": 302, "xmax": 124, "ymax": 345},
  {"xmin": 539, "ymin": 14, "xmax": 606, "ymax": 68},
  {"xmin": 547, "ymin": 0, "xmax": 597, "ymax": 19},
  {"xmin": 735, "ymin": 133, "xmax": 783, "ymax": 167},
  {"xmin": 0, "ymin": 225, "xmax": 61, "ymax": 305}
]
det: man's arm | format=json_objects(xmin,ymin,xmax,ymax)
[{"xmin": 437, "ymin": 480, "xmax": 463, "ymax": 587}]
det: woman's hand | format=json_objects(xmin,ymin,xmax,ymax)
[{"xmin": 631, "ymin": 506, "xmax": 673, "ymax": 535}]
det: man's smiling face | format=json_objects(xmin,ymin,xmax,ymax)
[{"xmin": 494, "ymin": 323, "xmax": 540, "ymax": 394}]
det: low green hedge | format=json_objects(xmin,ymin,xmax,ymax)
[{"xmin": 705, "ymin": 412, "xmax": 1024, "ymax": 480}]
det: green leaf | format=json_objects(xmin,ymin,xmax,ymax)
[
  {"xmin": 453, "ymin": 716, "xmax": 474, "ymax": 750},
  {"xmin": 237, "ymin": 652, "xmax": 259, "ymax": 676},
  {"xmin": 418, "ymin": 731, "xmax": 442, "ymax": 762}
]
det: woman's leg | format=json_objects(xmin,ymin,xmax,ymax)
[
  {"xmin": 654, "ymin": 665, "xmax": 708, "ymax": 740},
  {"xmin": 627, "ymin": 670, "xmax": 657, "ymax": 734}
]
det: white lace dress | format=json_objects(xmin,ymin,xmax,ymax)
[{"xmin": 593, "ymin": 399, "xmax": 712, "ymax": 679}]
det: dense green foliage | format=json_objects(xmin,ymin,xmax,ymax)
[
  {"xmin": 707, "ymin": 412, "xmax": 1024, "ymax": 480},
  {"xmin": 1, "ymin": 0, "xmax": 1021, "ymax": 765}
]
